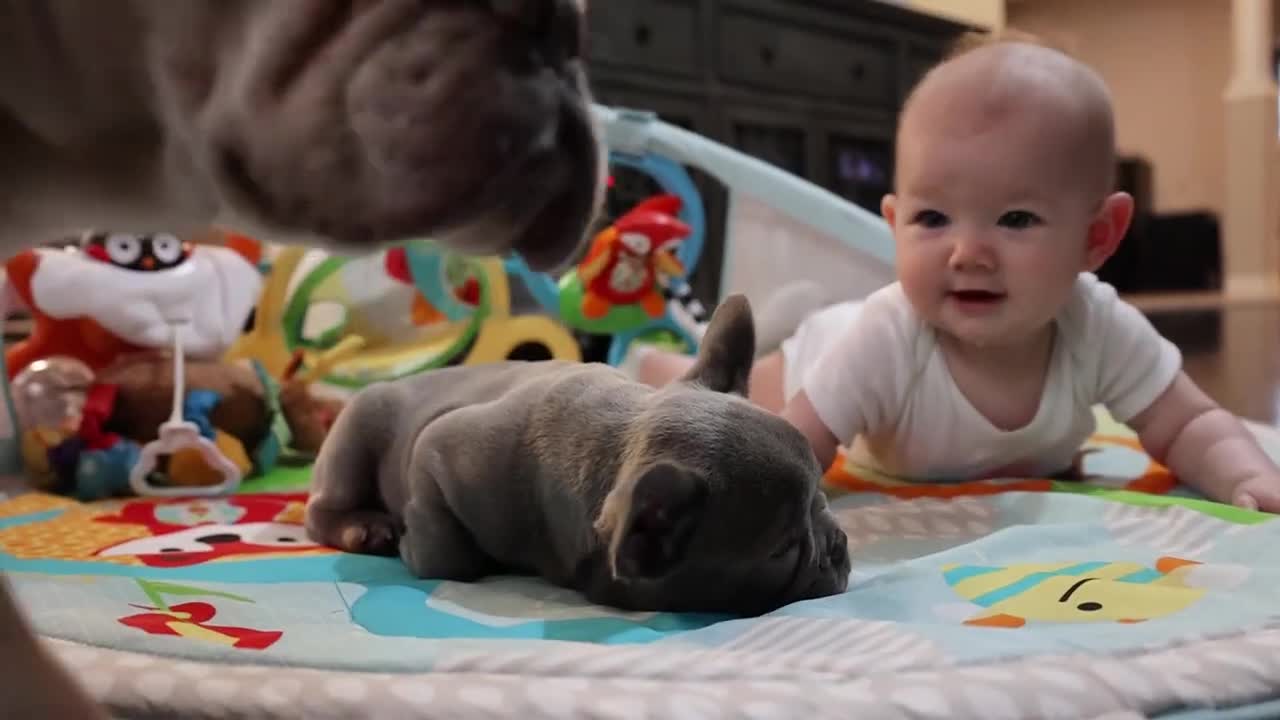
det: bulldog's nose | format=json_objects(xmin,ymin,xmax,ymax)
[
  {"xmin": 822, "ymin": 527, "xmax": 848, "ymax": 570},
  {"xmin": 490, "ymin": 0, "xmax": 583, "ymax": 66}
]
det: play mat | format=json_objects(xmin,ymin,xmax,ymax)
[{"xmin": 1, "ymin": 406, "xmax": 1279, "ymax": 719}]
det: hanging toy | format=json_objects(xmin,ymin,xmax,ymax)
[
  {"xmin": 10, "ymin": 356, "xmax": 95, "ymax": 491},
  {"xmin": 10, "ymin": 356, "xmax": 95, "ymax": 433},
  {"xmin": 129, "ymin": 315, "xmax": 243, "ymax": 498},
  {"xmin": 577, "ymin": 194, "xmax": 690, "ymax": 319},
  {"xmin": 556, "ymin": 195, "xmax": 692, "ymax": 335}
]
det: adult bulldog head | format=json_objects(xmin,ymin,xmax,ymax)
[{"xmin": 0, "ymin": 0, "xmax": 603, "ymax": 271}]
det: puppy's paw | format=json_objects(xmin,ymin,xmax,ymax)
[{"xmin": 336, "ymin": 512, "xmax": 401, "ymax": 556}]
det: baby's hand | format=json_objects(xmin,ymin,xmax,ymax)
[{"xmin": 1231, "ymin": 474, "xmax": 1280, "ymax": 513}]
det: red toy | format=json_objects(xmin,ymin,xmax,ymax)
[{"xmin": 576, "ymin": 194, "xmax": 690, "ymax": 319}]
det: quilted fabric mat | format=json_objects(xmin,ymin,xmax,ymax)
[{"xmin": 2, "ymin": 406, "xmax": 1278, "ymax": 719}]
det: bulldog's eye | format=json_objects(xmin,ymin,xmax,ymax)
[
  {"xmin": 105, "ymin": 234, "xmax": 143, "ymax": 265},
  {"xmin": 150, "ymin": 233, "xmax": 185, "ymax": 264}
]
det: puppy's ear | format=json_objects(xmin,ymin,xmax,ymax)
[
  {"xmin": 680, "ymin": 293, "xmax": 754, "ymax": 396},
  {"xmin": 598, "ymin": 463, "xmax": 707, "ymax": 580}
]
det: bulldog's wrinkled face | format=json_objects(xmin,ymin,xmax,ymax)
[
  {"xmin": 138, "ymin": 0, "xmax": 603, "ymax": 270},
  {"xmin": 596, "ymin": 296, "xmax": 852, "ymax": 615},
  {"xmin": 605, "ymin": 396, "xmax": 851, "ymax": 615}
]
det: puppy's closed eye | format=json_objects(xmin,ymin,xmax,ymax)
[{"xmin": 770, "ymin": 537, "xmax": 800, "ymax": 559}]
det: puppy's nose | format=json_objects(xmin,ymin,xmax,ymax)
[
  {"xmin": 823, "ymin": 528, "xmax": 848, "ymax": 568},
  {"xmin": 490, "ymin": 0, "xmax": 583, "ymax": 65}
]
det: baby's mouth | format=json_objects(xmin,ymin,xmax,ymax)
[{"xmin": 948, "ymin": 289, "xmax": 1007, "ymax": 303}]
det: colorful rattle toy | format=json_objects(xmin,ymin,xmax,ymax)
[{"xmin": 128, "ymin": 311, "xmax": 244, "ymax": 497}]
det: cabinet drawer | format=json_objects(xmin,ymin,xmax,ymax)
[
  {"xmin": 587, "ymin": 0, "xmax": 701, "ymax": 78},
  {"xmin": 717, "ymin": 11, "xmax": 896, "ymax": 108}
]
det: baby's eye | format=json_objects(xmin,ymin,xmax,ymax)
[
  {"xmin": 998, "ymin": 210, "xmax": 1042, "ymax": 229},
  {"xmin": 910, "ymin": 210, "xmax": 949, "ymax": 229}
]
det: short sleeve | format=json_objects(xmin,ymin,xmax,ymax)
[
  {"xmin": 799, "ymin": 288, "xmax": 913, "ymax": 445},
  {"xmin": 1090, "ymin": 282, "xmax": 1183, "ymax": 423}
]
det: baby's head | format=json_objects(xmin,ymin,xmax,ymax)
[{"xmin": 884, "ymin": 34, "xmax": 1133, "ymax": 350}]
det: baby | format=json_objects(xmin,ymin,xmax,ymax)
[{"xmin": 629, "ymin": 36, "xmax": 1280, "ymax": 513}]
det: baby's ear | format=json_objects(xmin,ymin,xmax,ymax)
[
  {"xmin": 1085, "ymin": 192, "xmax": 1134, "ymax": 271},
  {"xmin": 679, "ymin": 294, "xmax": 754, "ymax": 396},
  {"xmin": 880, "ymin": 194, "xmax": 898, "ymax": 227}
]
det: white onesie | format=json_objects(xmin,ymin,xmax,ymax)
[{"xmin": 780, "ymin": 273, "xmax": 1182, "ymax": 480}]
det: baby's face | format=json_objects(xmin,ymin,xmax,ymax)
[{"xmin": 885, "ymin": 105, "xmax": 1106, "ymax": 351}]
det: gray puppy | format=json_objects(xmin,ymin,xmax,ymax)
[
  {"xmin": 0, "ymin": 0, "xmax": 602, "ymax": 270},
  {"xmin": 305, "ymin": 294, "xmax": 851, "ymax": 615}
]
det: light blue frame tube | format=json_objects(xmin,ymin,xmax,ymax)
[{"xmin": 591, "ymin": 103, "xmax": 897, "ymax": 301}]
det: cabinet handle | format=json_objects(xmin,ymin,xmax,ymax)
[
  {"xmin": 760, "ymin": 46, "xmax": 775, "ymax": 65},
  {"xmin": 851, "ymin": 62, "xmax": 865, "ymax": 81},
  {"xmin": 634, "ymin": 23, "xmax": 651, "ymax": 46}
]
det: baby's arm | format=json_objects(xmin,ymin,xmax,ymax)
[
  {"xmin": 781, "ymin": 391, "xmax": 847, "ymax": 472},
  {"xmin": 1088, "ymin": 280, "xmax": 1280, "ymax": 511},
  {"xmin": 1129, "ymin": 371, "xmax": 1280, "ymax": 511},
  {"xmin": 776, "ymin": 294, "xmax": 904, "ymax": 472}
]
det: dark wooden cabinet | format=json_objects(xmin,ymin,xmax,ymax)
[
  {"xmin": 585, "ymin": 0, "xmax": 971, "ymax": 304},
  {"xmin": 587, "ymin": 0, "xmax": 705, "ymax": 81}
]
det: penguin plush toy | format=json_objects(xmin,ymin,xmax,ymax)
[{"xmin": 82, "ymin": 231, "xmax": 191, "ymax": 272}]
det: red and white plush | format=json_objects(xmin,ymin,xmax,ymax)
[{"xmin": 4, "ymin": 232, "xmax": 263, "ymax": 378}]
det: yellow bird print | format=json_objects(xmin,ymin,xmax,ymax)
[{"xmin": 938, "ymin": 556, "xmax": 1250, "ymax": 628}]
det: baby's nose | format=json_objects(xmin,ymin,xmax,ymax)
[{"xmin": 948, "ymin": 234, "xmax": 995, "ymax": 271}]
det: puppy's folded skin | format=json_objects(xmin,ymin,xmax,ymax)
[{"xmin": 306, "ymin": 295, "xmax": 852, "ymax": 615}]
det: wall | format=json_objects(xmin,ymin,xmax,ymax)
[
  {"xmin": 903, "ymin": 0, "xmax": 1006, "ymax": 30},
  {"xmin": 1008, "ymin": 0, "xmax": 1231, "ymax": 218}
]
